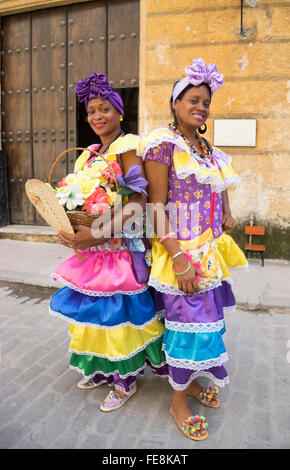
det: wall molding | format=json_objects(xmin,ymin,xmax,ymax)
[{"xmin": 0, "ymin": 0, "xmax": 88, "ymax": 16}]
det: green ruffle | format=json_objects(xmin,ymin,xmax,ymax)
[{"xmin": 70, "ymin": 335, "xmax": 166, "ymax": 378}]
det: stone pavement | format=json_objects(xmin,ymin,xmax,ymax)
[
  {"xmin": 0, "ymin": 280, "xmax": 290, "ymax": 449},
  {"xmin": 0, "ymin": 237, "xmax": 290, "ymax": 449}
]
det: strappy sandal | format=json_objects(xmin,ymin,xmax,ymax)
[
  {"xmin": 169, "ymin": 407, "xmax": 208, "ymax": 441},
  {"xmin": 77, "ymin": 378, "xmax": 98, "ymax": 390},
  {"xmin": 187, "ymin": 386, "xmax": 220, "ymax": 408},
  {"xmin": 100, "ymin": 385, "xmax": 137, "ymax": 412}
]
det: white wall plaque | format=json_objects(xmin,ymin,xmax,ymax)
[{"xmin": 213, "ymin": 119, "xmax": 256, "ymax": 147}]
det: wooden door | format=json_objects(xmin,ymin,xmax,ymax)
[{"xmin": 1, "ymin": 0, "xmax": 139, "ymax": 225}]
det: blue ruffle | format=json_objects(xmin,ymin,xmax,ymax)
[
  {"xmin": 50, "ymin": 287, "xmax": 157, "ymax": 328},
  {"xmin": 163, "ymin": 328, "xmax": 227, "ymax": 363}
]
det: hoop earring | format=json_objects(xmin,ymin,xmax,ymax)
[{"xmin": 198, "ymin": 123, "xmax": 207, "ymax": 134}]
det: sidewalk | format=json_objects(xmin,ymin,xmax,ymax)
[{"xmin": 0, "ymin": 238, "xmax": 289, "ymax": 310}]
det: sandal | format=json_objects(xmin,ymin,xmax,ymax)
[
  {"xmin": 170, "ymin": 407, "xmax": 208, "ymax": 441},
  {"xmin": 77, "ymin": 378, "xmax": 98, "ymax": 390},
  {"xmin": 100, "ymin": 385, "xmax": 137, "ymax": 412},
  {"xmin": 187, "ymin": 386, "xmax": 220, "ymax": 408}
]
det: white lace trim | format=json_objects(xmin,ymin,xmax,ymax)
[
  {"xmin": 49, "ymin": 307, "xmax": 160, "ymax": 330},
  {"xmin": 138, "ymin": 131, "xmax": 189, "ymax": 160},
  {"xmin": 69, "ymin": 333, "xmax": 163, "ymax": 362},
  {"xmin": 163, "ymin": 351, "xmax": 228, "ymax": 371},
  {"xmin": 169, "ymin": 370, "xmax": 230, "ymax": 391},
  {"xmin": 223, "ymin": 305, "xmax": 236, "ymax": 315},
  {"xmin": 148, "ymin": 275, "xmax": 222, "ymax": 296},
  {"xmin": 51, "ymin": 273, "xmax": 148, "ymax": 297},
  {"xmin": 165, "ymin": 318, "xmax": 225, "ymax": 334},
  {"xmin": 70, "ymin": 357, "xmax": 168, "ymax": 381}
]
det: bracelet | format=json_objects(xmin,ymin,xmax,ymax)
[
  {"xmin": 159, "ymin": 232, "xmax": 176, "ymax": 244},
  {"xmin": 172, "ymin": 259, "xmax": 190, "ymax": 274},
  {"xmin": 171, "ymin": 251, "xmax": 183, "ymax": 260},
  {"xmin": 173, "ymin": 262, "xmax": 191, "ymax": 276}
]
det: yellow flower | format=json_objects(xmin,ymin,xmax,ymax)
[
  {"xmin": 74, "ymin": 171, "xmax": 100, "ymax": 196},
  {"xmin": 105, "ymin": 187, "xmax": 118, "ymax": 206},
  {"xmin": 202, "ymin": 247, "xmax": 219, "ymax": 277},
  {"xmin": 84, "ymin": 160, "xmax": 107, "ymax": 179},
  {"xmin": 204, "ymin": 201, "xmax": 210, "ymax": 208}
]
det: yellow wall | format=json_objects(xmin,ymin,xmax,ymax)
[{"xmin": 139, "ymin": 0, "xmax": 290, "ymax": 230}]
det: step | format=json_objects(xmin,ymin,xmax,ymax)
[{"xmin": 0, "ymin": 225, "xmax": 58, "ymax": 243}]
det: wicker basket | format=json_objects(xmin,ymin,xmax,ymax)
[{"xmin": 49, "ymin": 147, "xmax": 119, "ymax": 228}]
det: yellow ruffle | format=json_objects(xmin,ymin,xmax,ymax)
[
  {"xmin": 150, "ymin": 229, "xmax": 221, "ymax": 292},
  {"xmin": 74, "ymin": 134, "xmax": 141, "ymax": 172},
  {"xmin": 68, "ymin": 318, "xmax": 164, "ymax": 359},
  {"xmin": 215, "ymin": 232, "xmax": 248, "ymax": 280}
]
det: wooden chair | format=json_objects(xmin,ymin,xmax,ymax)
[{"xmin": 245, "ymin": 225, "xmax": 265, "ymax": 266}]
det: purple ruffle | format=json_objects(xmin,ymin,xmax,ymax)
[{"xmin": 91, "ymin": 360, "xmax": 168, "ymax": 394}]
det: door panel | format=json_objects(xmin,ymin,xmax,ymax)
[
  {"xmin": 1, "ymin": 14, "xmax": 34, "ymax": 224},
  {"xmin": 67, "ymin": 1, "xmax": 106, "ymax": 171}
]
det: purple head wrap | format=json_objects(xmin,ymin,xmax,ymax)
[
  {"xmin": 172, "ymin": 58, "xmax": 224, "ymax": 103},
  {"xmin": 75, "ymin": 72, "xmax": 124, "ymax": 115}
]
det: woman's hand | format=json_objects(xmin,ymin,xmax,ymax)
[
  {"xmin": 58, "ymin": 225, "xmax": 107, "ymax": 251},
  {"xmin": 173, "ymin": 255, "xmax": 207, "ymax": 296},
  {"xmin": 222, "ymin": 211, "xmax": 236, "ymax": 231}
]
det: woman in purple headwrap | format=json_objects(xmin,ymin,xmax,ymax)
[
  {"xmin": 49, "ymin": 73, "xmax": 167, "ymax": 412},
  {"xmin": 140, "ymin": 59, "xmax": 248, "ymax": 440}
]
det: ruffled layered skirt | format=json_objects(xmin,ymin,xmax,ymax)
[
  {"xmin": 49, "ymin": 246, "xmax": 168, "ymax": 394},
  {"xmin": 149, "ymin": 232, "xmax": 248, "ymax": 390}
]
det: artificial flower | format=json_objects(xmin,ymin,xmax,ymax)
[{"xmin": 55, "ymin": 185, "xmax": 85, "ymax": 211}]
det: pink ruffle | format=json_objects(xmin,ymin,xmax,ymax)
[{"xmin": 52, "ymin": 249, "xmax": 146, "ymax": 295}]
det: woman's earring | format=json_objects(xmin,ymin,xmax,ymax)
[
  {"xmin": 120, "ymin": 116, "xmax": 123, "ymax": 122},
  {"xmin": 198, "ymin": 123, "xmax": 207, "ymax": 134}
]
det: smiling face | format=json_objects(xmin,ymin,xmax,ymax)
[
  {"xmin": 87, "ymin": 97, "xmax": 121, "ymax": 137},
  {"xmin": 173, "ymin": 84, "xmax": 211, "ymax": 130}
]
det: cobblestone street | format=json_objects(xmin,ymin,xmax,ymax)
[{"xmin": 0, "ymin": 280, "xmax": 290, "ymax": 449}]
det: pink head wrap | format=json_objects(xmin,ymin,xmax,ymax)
[{"xmin": 172, "ymin": 58, "xmax": 224, "ymax": 103}]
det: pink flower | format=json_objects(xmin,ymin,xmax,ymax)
[
  {"xmin": 57, "ymin": 177, "xmax": 68, "ymax": 188},
  {"xmin": 82, "ymin": 187, "xmax": 110, "ymax": 214},
  {"xmin": 102, "ymin": 161, "xmax": 122, "ymax": 184},
  {"xmin": 90, "ymin": 202, "xmax": 110, "ymax": 215}
]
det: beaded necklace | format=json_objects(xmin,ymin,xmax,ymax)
[
  {"xmin": 168, "ymin": 122, "xmax": 209, "ymax": 158},
  {"xmin": 99, "ymin": 130, "xmax": 125, "ymax": 156}
]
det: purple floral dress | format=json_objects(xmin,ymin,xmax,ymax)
[{"xmin": 145, "ymin": 141, "xmax": 236, "ymax": 390}]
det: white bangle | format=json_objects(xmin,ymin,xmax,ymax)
[{"xmin": 171, "ymin": 251, "xmax": 183, "ymax": 260}]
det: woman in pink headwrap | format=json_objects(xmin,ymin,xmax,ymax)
[
  {"xmin": 49, "ymin": 73, "xmax": 167, "ymax": 412},
  {"xmin": 139, "ymin": 59, "xmax": 248, "ymax": 440}
]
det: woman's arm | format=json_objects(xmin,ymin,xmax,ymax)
[
  {"xmin": 222, "ymin": 189, "xmax": 236, "ymax": 231},
  {"xmin": 144, "ymin": 159, "xmax": 206, "ymax": 296}
]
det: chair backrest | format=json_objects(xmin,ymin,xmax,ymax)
[{"xmin": 245, "ymin": 226, "xmax": 265, "ymax": 236}]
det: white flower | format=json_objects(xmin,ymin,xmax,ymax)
[{"xmin": 56, "ymin": 184, "xmax": 85, "ymax": 210}]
